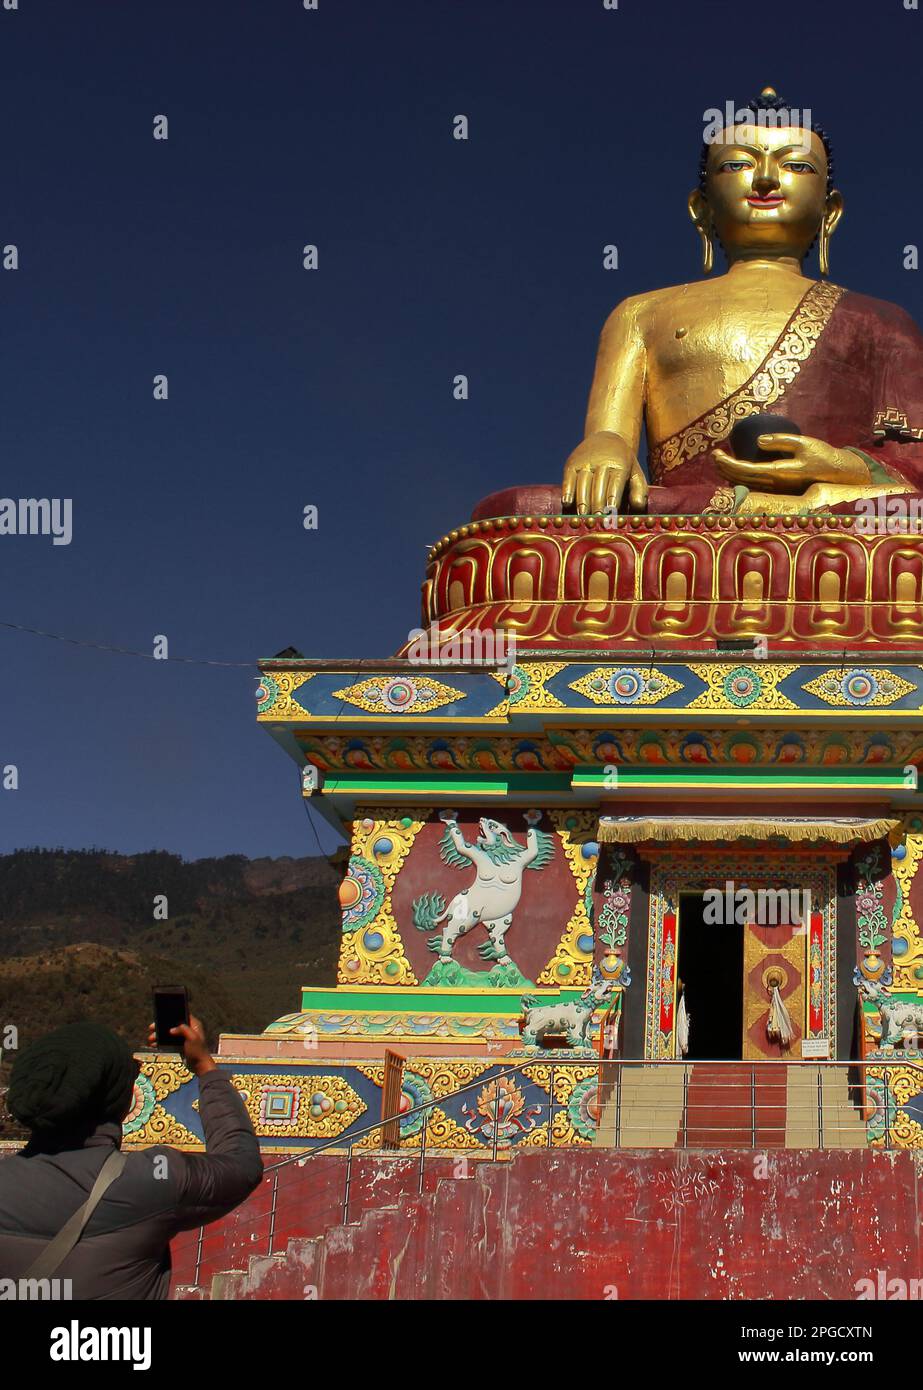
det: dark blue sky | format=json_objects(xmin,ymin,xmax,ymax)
[{"xmin": 3, "ymin": 0, "xmax": 922, "ymax": 860}]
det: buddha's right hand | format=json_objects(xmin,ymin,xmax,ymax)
[{"xmin": 562, "ymin": 431, "xmax": 648, "ymax": 516}]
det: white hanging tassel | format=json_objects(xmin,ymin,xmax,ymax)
[
  {"xmin": 676, "ymin": 988, "xmax": 690, "ymax": 1057},
  {"xmin": 767, "ymin": 985, "xmax": 794, "ymax": 1047}
]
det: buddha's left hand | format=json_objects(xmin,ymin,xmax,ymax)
[{"xmin": 713, "ymin": 434, "xmax": 871, "ymax": 491}]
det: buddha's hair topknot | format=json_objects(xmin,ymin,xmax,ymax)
[{"xmin": 698, "ymin": 91, "xmax": 835, "ymax": 194}]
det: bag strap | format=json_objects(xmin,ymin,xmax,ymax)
[{"xmin": 25, "ymin": 1148, "xmax": 127, "ymax": 1280}]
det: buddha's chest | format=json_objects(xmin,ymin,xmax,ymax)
[{"xmin": 649, "ymin": 301, "xmax": 795, "ymax": 385}]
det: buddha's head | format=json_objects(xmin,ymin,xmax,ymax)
[{"xmin": 689, "ymin": 88, "xmax": 843, "ymax": 273}]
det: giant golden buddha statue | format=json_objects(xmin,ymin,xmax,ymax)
[{"xmin": 563, "ymin": 88, "xmax": 923, "ymax": 518}]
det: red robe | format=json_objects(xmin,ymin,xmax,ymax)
[{"xmin": 646, "ymin": 283, "xmax": 923, "ymax": 514}]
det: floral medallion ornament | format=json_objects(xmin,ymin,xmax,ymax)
[
  {"xmin": 567, "ymin": 1075, "xmax": 603, "ymax": 1141},
  {"xmin": 255, "ymin": 673, "xmax": 280, "ymax": 714},
  {"xmin": 396, "ymin": 1072, "xmax": 434, "ymax": 1138},
  {"xmin": 844, "ymin": 671, "xmax": 877, "ymax": 704},
  {"xmin": 122, "ymin": 1071, "xmax": 156, "ymax": 1136},
  {"xmin": 723, "ymin": 666, "xmax": 763, "ymax": 707},
  {"xmin": 461, "ymin": 1074, "xmax": 543, "ymax": 1147},
  {"xmin": 374, "ymin": 678, "xmax": 424, "ymax": 712},
  {"xmin": 339, "ymin": 855, "xmax": 386, "ymax": 932},
  {"xmin": 569, "ymin": 665, "xmax": 682, "ymax": 707},
  {"xmin": 505, "ymin": 664, "xmax": 530, "ymax": 706},
  {"xmin": 331, "ymin": 675, "xmax": 465, "ymax": 715},
  {"xmin": 803, "ymin": 667, "xmax": 917, "ymax": 708}
]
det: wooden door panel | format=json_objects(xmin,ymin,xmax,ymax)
[{"xmin": 742, "ymin": 921, "xmax": 805, "ymax": 1061}]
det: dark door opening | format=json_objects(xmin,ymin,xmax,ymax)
[{"xmin": 676, "ymin": 893, "xmax": 744, "ymax": 1060}]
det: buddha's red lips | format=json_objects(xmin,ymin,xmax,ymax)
[{"xmin": 747, "ymin": 194, "xmax": 784, "ymax": 207}]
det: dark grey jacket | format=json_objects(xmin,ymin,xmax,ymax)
[{"xmin": 0, "ymin": 1069, "xmax": 263, "ymax": 1299}]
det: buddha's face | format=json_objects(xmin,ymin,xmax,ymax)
[{"xmin": 697, "ymin": 124, "xmax": 839, "ymax": 262}]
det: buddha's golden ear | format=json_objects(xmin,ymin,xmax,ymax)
[
  {"xmin": 687, "ymin": 190, "xmax": 714, "ymax": 275},
  {"xmin": 819, "ymin": 190, "xmax": 844, "ymax": 277}
]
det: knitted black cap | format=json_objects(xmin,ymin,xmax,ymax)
[{"xmin": 8, "ymin": 1022, "xmax": 137, "ymax": 1133}]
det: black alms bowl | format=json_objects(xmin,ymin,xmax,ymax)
[{"xmin": 729, "ymin": 413, "xmax": 801, "ymax": 463}]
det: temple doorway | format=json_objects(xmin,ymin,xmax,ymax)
[
  {"xmin": 676, "ymin": 893, "xmax": 744, "ymax": 1060},
  {"xmin": 643, "ymin": 853, "xmax": 835, "ymax": 1062}
]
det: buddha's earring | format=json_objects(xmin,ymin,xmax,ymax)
[
  {"xmin": 696, "ymin": 221, "xmax": 714, "ymax": 275},
  {"xmin": 818, "ymin": 220, "xmax": 831, "ymax": 277}
]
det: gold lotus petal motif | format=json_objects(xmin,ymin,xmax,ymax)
[
  {"xmin": 802, "ymin": 668, "xmax": 918, "ymax": 708},
  {"xmin": 568, "ymin": 666, "xmax": 683, "ymax": 707}
]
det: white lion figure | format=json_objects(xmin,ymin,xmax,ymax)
[{"xmin": 412, "ymin": 811, "xmax": 554, "ymax": 965}]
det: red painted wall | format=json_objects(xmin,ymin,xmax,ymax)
[{"xmin": 175, "ymin": 1147, "xmax": 922, "ymax": 1300}]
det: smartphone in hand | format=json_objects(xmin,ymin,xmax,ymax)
[{"xmin": 152, "ymin": 986, "xmax": 189, "ymax": 1050}]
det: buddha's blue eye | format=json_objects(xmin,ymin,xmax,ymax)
[
  {"xmin": 783, "ymin": 162, "xmax": 816, "ymax": 174},
  {"xmin": 719, "ymin": 161, "xmax": 751, "ymax": 172}
]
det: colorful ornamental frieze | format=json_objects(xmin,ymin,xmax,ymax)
[
  {"xmin": 264, "ymin": 1007, "xmax": 524, "ymax": 1042},
  {"xmin": 258, "ymin": 660, "xmax": 923, "ymax": 727},
  {"xmin": 292, "ymin": 726, "xmax": 923, "ymax": 775},
  {"xmin": 122, "ymin": 1049, "xmax": 923, "ymax": 1153},
  {"xmin": 123, "ymin": 1057, "xmax": 622, "ymax": 1155}
]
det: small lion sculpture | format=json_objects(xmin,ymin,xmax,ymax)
[
  {"xmin": 860, "ymin": 978, "xmax": 923, "ymax": 1048},
  {"xmin": 520, "ymin": 970, "xmax": 614, "ymax": 1049}
]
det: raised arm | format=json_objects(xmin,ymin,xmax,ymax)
[
  {"xmin": 147, "ymin": 1017, "xmax": 263, "ymax": 1233},
  {"xmin": 446, "ymin": 821, "xmax": 478, "ymax": 862},
  {"xmin": 168, "ymin": 1069, "xmax": 264, "ymax": 1230}
]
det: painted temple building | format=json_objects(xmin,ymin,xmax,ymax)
[{"xmin": 129, "ymin": 90, "xmax": 923, "ymax": 1158}]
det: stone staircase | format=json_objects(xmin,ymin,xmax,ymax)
[
  {"xmin": 784, "ymin": 1065, "xmax": 867, "ymax": 1148},
  {"xmin": 594, "ymin": 1063, "xmax": 867, "ymax": 1149},
  {"xmin": 594, "ymin": 1064, "xmax": 687, "ymax": 1146}
]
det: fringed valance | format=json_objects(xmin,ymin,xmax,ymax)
[{"xmin": 597, "ymin": 815, "xmax": 901, "ymax": 846}]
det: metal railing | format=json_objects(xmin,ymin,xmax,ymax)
[{"xmin": 171, "ymin": 1055, "xmax": 921, "ymax": 1290}]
